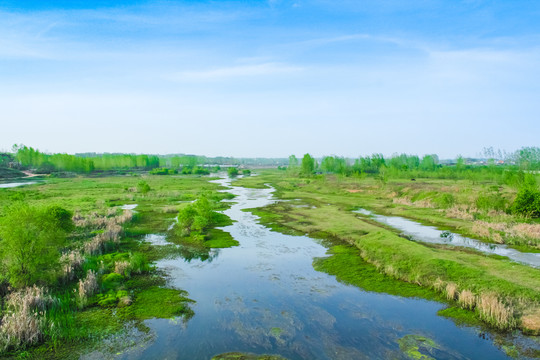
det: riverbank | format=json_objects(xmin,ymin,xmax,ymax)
[{"xmin": 233, "ymin": 170, "xmax": 540, "ymax": 335}]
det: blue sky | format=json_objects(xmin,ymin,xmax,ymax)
[{"xmin": 1, "ymin": 1, "xmax": 539, "ymax": 158}]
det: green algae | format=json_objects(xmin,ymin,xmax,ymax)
[
  {"xmin": 269, "ymin": 327, "xmax": 283, "ymax": 337},
  {"xmin": 437, "ymin": 307, "xmax": 484, "ymax": 327},
  {"xmin": 119, "ymin": 286, "xmax": 194, "ymax": 321},
  {"xmin": 206, "ymin": 228, "xmax": 239, "ymax": 248},
  {"xmin": 398, "ymin": 335, "xmax": 441, "ymax": 360}
]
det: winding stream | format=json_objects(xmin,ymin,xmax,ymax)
[
  {"xmin": 355, "ymin": 208, "xmax": 540, "ymax": 268},
  {"xmin": 101, "ymin": 177, "xmax": 538, "ymax": 359},
  {"xmin": 0, "ymin": 180, "xmax": 39, "ymax": 188}
]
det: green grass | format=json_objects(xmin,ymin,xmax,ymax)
[{"xmin": 313, "ymin": 245, "xmax": 443, "ymax": 300}]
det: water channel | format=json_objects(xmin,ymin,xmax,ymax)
[
  {"xmin": 354, "ymin": 208, "xmax": 540, "ymax": 268},
  {"xmin": 99, "ymin": 177, "xmax": 538, "ymax": 359}
]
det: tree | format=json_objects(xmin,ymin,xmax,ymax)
[
  {"xmin": 176, "ymin": 195, "xmax": 217, "ymax": 237},
  {"xmin": 288, "ymin": 155, "xmax": 298, "ymax": 168},
  {"xmin": 0, "ymin": 203, "xmax": 67, "ymax": 288},
  {"xmin": 301, "ymin": 153, "xmax": 315, "ymax": 176}
]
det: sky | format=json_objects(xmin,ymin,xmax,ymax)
[{"xmin": 0, "ymin": 0, "xmax": 539, "ymax": 158}]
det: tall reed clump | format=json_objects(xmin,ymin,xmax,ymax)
[
  {"xmin": 435, "ymin": 280, "xmax": 516, "ymax": 330},
  {"xmin": 113, "ymin": 253, "xmax": 150, "ymax": 278},
  {"xmin": 76, "ymin": 271, "xmax": 98, "ymax": 308},
  {"xmin": 458, "ymin": 289, "xmax": 475, "ymax": 310},
  {"xmin": 0, "ymin": 286, "xmax": 55, "ymax": 351},
  {"xmin": 60, "ymin": 250, "xmax": 84, "ymax": 282},
  {"xmin": 82, "ymin": 210, "xmax": 133, "ymax": 255},
  {"xmin": 477, "ymin": 293, "xmax": 516, "ymax": 329}
]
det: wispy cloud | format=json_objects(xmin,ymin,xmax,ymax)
[{"xmin": 169, "ymin": 62, "xmax": 303, "ymax": 81}]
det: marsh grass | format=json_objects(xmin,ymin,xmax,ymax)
[{"xmin": 458, "ymin": 290, "xmax": 475, "ymax": 310}]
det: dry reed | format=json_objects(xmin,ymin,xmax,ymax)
[
  {"xmin": 477, "ymin": 293, "xmax": 515, "ymax": 329},
  {"xmin": 77, "ymin": 271, "xmax": 98, "ymax": 308},
  {"xmin": 60, "ymin": 250, "xmax": 84, "ymax": 281},
  {"xmin": 392, "ymin": 197, "xmax": 412, "ymax": 206},
  {"xmin": 0, "ymin": 286, "xmax": 54, "ymax": 350},
  {"xmin": 445, "ymin": 283, "xmax": 458, "ymax": 301},
  {"xmin": 114, "ymin": 261, "xmax": 131, "ymax": 277},
  {"xmin": 458, "ymin": 289, "xmax": 475, "ymax": 310},
  {"xmin": 446, "ymin": 206, "xmax": 474, "ymax": 221}
]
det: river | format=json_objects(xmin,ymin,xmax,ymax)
[{"xmin": 93, "ymin": 177, "xmax": 538, "ymax": 359}]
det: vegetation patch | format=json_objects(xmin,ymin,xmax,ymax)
[
  {"xmin": 313, "ymin": 245, "xmax": 443, "ymax": 300},
  {"xmin": 398, "ymin": 334, "xmax": 441, "ymax": 360},
  {"xmin": 205, "ymin": 229, "xmax": 239, "ymax": 248}
]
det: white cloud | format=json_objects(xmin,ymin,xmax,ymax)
[{"xmin": 169, "ymin": 62, "xmax": 303, "ymax": 81}]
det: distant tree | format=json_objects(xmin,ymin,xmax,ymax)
[
  {"xmin": 228, "ymin": 167, "xmax": 239, "ymax": 177},
  {"xmin": 420, "ymin": 155, "xmax": 437, "ymax": 171},
  {"xmin": 288, "ymin": 155, "xmax": 298, "ymax": 168},
  {"xmin": 456, "ymin": 156, "xmax": 466, "ymax": 171},
  {"xmin": 301, "ymin": 153, "xmax": 315, "ymax": 176}
]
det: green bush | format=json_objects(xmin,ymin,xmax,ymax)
[
  {"xmin": 176, "ymin": 195, "xmax": 217, "ymax": 238},
  {"xmin": 136, "ymin": 180, "xmax": 151, "ymax": 194},
  {"xmin": 227, "ymin": 167, "xmax": 239, "ymax": 177},
  {"xmin": 149, "ymin": 167, "xmax": 177, "ymax": 175},
  {"xmin": 0, "ymin": 203, "xmax": 67, "ymax": 288},
  {"xmin": 47, "ymin": 205, "xmax": 74, "ymax": 232},
  {"xmin": 435, "ymin": 193, "xmax": 455, "ymax": 209},
  {"xmin": 101, "ymin": 273, "xmax": 124, "ymax": 290},
  {"xmin": 511, "ymin": 188, "xmax": 540, "ymax": 217},
  {"xmin": 475, "ymin": 192, "xmax": 507, "ymax": 212}
]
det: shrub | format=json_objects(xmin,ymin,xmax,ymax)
[
  {"xmin": 136, "ymin": 180, "xmax": 151, "ymax": 194},
  {"xmin": 227, "ymin": 167, "xmax": 239, "ymax": 177},
  {"xmin": 101, "ymin": 273, "xmax": 124, "ymax": 291},
  {"xmin": 435, "ymin": 193, "xmax": 455, "ymax": 209},
  {"xmin": 176, "ymin": 195, "xmax": 217, "ymax": 238},
  {"xmin": 0, "ymin": 203, "xmax": 67, "ymax": 288},
  {"xmin": 511, "ymin": 188, "xmax": 540, "ymax": 217},
  {"xmin": 476, "ymin": 192, "xmax": 507, "ymax": 212}
]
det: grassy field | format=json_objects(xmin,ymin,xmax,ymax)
[
  {"xmin": 234, "ymin": 170, "xmax": 540, "ymax": 334},
  {"xmin": 0, "ymin": 173, "xmax": 235, "ymax": 358}
]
